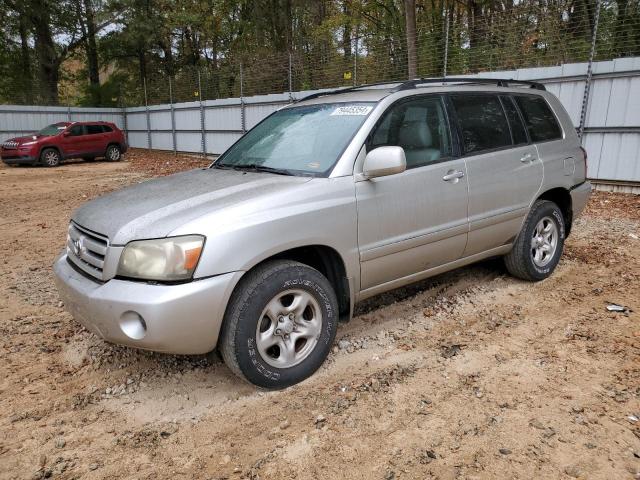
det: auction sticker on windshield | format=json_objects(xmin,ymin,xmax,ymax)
[{"xmin": 330, "ymin": 105, "xmax": 373, "ymax": 116}]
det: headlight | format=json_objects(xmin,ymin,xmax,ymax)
[{"xmin": 117, "ymin": 235, "xmax": 205, "ymax": 281}]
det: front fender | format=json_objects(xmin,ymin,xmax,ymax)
[{"xmin": 172, "ymin": 176, "xmax": 360, "ymax": 292}]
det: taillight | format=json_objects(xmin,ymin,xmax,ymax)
[{"xmin": 579, "ymin": 146, "xmax": 588, "ymax": 177}]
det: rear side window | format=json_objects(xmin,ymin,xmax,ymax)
[
  {"xmin": 102, "ymin": 125, "xmax": 113, "ymax": 133},
  {"xmin": 500, "ymin": 96, "xmax": 528, "ymax": 145},
  {"xmin": 450, "ymin": 94, "xmax": 511, "ymax": 154},
  {"xmin": 514, "ymin": 95, "xmax": 563, "ymax": 142},
  {"xmin": 86, "ymin": 125, "xmax": 103, "ymax": 135}
]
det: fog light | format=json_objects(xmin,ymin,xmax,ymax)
[{"xmin": 119, "ymin": 311, "xmax": 147, "ymax": 340}]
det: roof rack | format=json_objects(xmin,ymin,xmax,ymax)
[
  {"xmin": 392, "ymin": 77, "xmax": 546, "ymax": 91},
  {"xmin": 294, "ymin": 77, "xmax": 545, "ymax": 104}
]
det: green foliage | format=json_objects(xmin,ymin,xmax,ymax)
[{"xmin": 1, "ymin": 0, "xmax": 639, "ymax": 106}]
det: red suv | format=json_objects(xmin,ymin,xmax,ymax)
[{"xmin": 1, "ymin": 121, "xmax": 128, "ymax": 167}]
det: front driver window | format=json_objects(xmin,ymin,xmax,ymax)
[
  {"xmin": 368, "ymin": 96, "xmax": 452, "ymax": 169},
  {"xmin": 68, "ymin": 125, "xmax": 84, "ymax": 136}
]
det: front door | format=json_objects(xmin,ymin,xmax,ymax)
[
  {"xmin": 356, "ymin": 95, "xmax": 469, "ymax": 294},
  {"xmin": 448, "ymin": 93, "xmax": 543, "ymax": 257},
  {"xmin": 59, "ymin": 124, "xmax": 85, "ymax": 157}
]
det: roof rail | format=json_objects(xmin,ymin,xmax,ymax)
[
  {"xmin": 294, "ymin": 80, "xmax": 404, "ymax": 103},
  {"xmin": 392, "ymin": 77, "xmax": 546, "ymax": 91},
  {"xmin": 294, "ymin": 77, "xmax": 545, "ymax": 104}
]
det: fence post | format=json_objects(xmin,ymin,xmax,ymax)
[
  {"xmin": 288, "ymin": 52, "xmax": 293, "ymax": 101},
  {"xmin": 120, "ymin": 89, "xmax": 129, "ymax": 145},
  {"xmin": 353, "ymin": 35, "xmax": 358, "ymax": 86},
  {"xmin": 198, "ymin": 70, "xmax": 207, "ymax": 157},
  {"xmin": 578, "ymin": 0, "xmax": 602, "ymax": 141},
  {"xmin": 67, "ymin": 105, "xmax": 72, "ymax": 122},
  {"xmin": 240, "ymin": 63, "xmax": 246, "ymax": 134},
  {"xmin": 443, "ymin": 6, "xmax": 450, "ymax": 78},
  {"xmin": 169, "ymin": 76, "xmax": 177, "ymax": 155},
  {"xmin": 143, "ymin": 77, "xmax": 151, "ymax": 150}
]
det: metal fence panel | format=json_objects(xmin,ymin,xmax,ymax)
[{"xmin": 1, "ymin": 58, "xmax": 639, "ymax": 186}]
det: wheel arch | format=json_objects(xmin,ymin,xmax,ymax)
[
  {"xmin": 39, "ymin": 145, "xmax": 63, "ymax": 159},
  {"xmin": 105, "ymin": 142, "xmax": 123, "ymax": 154},
  {"xmin": 536, "ymin": 187, "xmax": 573, "ymax": 236},
  {"xmin": 236, "ymin": 245, "xmax": 352, "ymax": 322}
]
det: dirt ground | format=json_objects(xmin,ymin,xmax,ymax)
[{"xmin": 1, "ymin": 150, "xmax": 639, "ymax": 480}]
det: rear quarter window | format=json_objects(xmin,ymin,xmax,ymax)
[
  {"xmin": 102, "ymin": 125, "xmax": 113, "ymax": 133},
  {"xmin": 514, "ymin": 95, "xmax": 563, "ymax": 142}
]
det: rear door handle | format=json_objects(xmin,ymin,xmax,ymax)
[
  {"xmin": 520, "ymin": 153, "xmax": 533, "ymax": 163},
  {"xmin": 442, "ymin": 170, "xmax": 465, "ymax": 182}
]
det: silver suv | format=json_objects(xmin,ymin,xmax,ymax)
[{"xmin": 54, "ymin": 78, "xmax": 591, "ymax": 388}]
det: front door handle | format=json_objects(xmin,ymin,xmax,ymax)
[
  {"xmin": 442, "ymin": 170, "xmax": 465, "ymax": 182},
  {"xmin": 520, "ymin": 153, "xmax": 534, "ymax": 163}
]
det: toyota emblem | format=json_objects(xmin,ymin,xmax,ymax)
[{"xmin": 72, "ymin": 238, "xmax": 83, "ymax": 256}]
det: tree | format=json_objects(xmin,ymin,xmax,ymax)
[{"xmin": 404, "ymin": 0, "xmax": 417, "ymax": 79}]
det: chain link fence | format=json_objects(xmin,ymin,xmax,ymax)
[{"xmin": 1, "ymin": 0, "xmax": 638, "ymax": 108}]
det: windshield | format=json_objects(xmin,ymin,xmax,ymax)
[
  {"xmin": 38, "ymin": 124, "xmax": 66, "ymax": 136},
  {"xmin": 214, "ymin": 102, "xmax": 375, "ymax": 176}
]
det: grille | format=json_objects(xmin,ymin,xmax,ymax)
[
  {"xmin": 67, "ymin": 222, "xmax": 109, "ymax": 280},
  {"xmin": 2, "ymin": 141, "xmax": 19, "ymax": 149}
]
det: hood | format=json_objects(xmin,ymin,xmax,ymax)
[
  {"xmin": 72, "ymin": 168, "xmax": 312, "ymax": 245},
  {"xmin": 3, "ymin": 135, "xmax": 39, "ymax": 147}
]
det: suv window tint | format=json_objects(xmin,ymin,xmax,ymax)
[
  {"xmin": 101, "ymin": 125, "xmax": 113, "ymax": 133},
  {"xmin": 68, "ymin": 125, "xmax": 84, "ymax": 136},
  {"xmin": 369, "ymin": 96, "xmax": 451, "ymax": 169},
  {"xmin": 500, "ymin": 96, "xmax": 528, "ymax": 145},
  {"xmin": 514, "ymin": 95, "xmax": 563, "ymax": 142},
  {"xmin": 450, "ymin": 94, "xmax": 511, "ymax": 154},
  {"xmin": 86, "ymin": 124, "xmax": 103, "ymax": 135}
]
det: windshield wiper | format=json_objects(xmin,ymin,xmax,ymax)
[{"xmin": 214, "ymin": 163, "xmax": 295, "ymax": 176}]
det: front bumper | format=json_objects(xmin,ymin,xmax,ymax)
[
  {"xmin": 53, "ymin": 253, "xmax": 242, "ymax": 354},
  {"xmin": 570, "ymin": 181, "xmax": 592, "ymax": 218},
  {"xmin": 1, "ymin": 153, "xmax": 37, "ymax": 164}
]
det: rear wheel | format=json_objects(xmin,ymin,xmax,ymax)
[
  {"xmin": 40, "ymin": 148, "xmax": 61, "ymax": 167},
  {"xmin": 105, "ymin": 144, "xmax": 121, "ymax": 162},
  {"xmin": 220, "ymin": 260, "xmax": 339, "ymax": 389},
  {"xmin": 504, "ymin": 199, "xmax": 565, "ymax": 281}
]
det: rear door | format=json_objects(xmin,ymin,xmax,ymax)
[
  {"xmin": 356, "ymin": 95, "xmax": 469, "ymax": 294},
  {"xmin": 448, "ymin": 93, "xmax": 542, "ymax": 257},
  {"xmin": 513, "ymin": 94, "xmax": 570, "ymax": 183},
  {"xmin": 85, "ymin": 124, "xmax": 108, "ymax": 156}
]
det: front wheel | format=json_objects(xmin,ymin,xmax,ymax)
[
  {"xmin": 504, "ymin": 199, "xmax": 565, "ymax": 281},
  {"xmin": 219, "ymin": 260, "xmax": 339, "ymax": 389},
  {"xmin": 40, "ymin": 148, "xmax": 61, "ymax": 167},
  {"xmin": 105, "ymin": 144, "xmax": 121, "ymax": 162}
]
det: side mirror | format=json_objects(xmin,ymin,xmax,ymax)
[
  {"xmin": 363, "ymin": 146, "xmax": 406, "ymax": 179},
  {"xmin": 62, "ymin": 131, "xmax": 70, "ymax": 137}
]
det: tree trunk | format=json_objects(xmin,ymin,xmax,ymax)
[
  {"xmin": 82, "ymin": 0, "xmax": 100, "ymax": 105},
  {"xmin": 30, "ymin": 0, "xmax": 59, "ymax": 104},
  {"xmin": 404, "ymin": 0, "xmax": 417, "ymax": 79},
  {"xmin": 83, "ymin": 0, "xmax": 100, "ymax": 88},
  {"xmin": 342, "ymin": 1, "xmax": 352, "ymax": 60},
  {"xmin": 18, "ymin": 10, "xmax": 33, "ymax": 104}
]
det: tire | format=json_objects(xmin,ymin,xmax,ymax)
[
  {"xmin": 105, "ymin": 144, "xmax": 121, "ymax": 162},
  {"xmin": 220, "ymin": 260, "xmax": 339, "ymax": 389},
  {"xmin": 504, "ymin": 199, "xmax": 565, "ymax": 281},
  {"xmin": 40, "ymin": 148, "xmax": 61, "ymax": 167}
]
